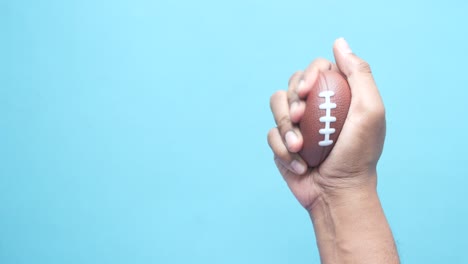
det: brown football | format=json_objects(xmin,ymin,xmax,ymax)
[{"xmin": 299, "ymin": 70, "xmax": 351, "ymax": 167}]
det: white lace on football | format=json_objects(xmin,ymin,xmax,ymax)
[{"xmin": 318, "ymin": 91, "xmax": 337, "ymax": 147}]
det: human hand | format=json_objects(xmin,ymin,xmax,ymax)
[{"xmin": 267, "ymin": 38, "xmax": 386, "ymax": 211}]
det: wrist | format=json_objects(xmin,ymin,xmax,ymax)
[
  {"xmin": 313, "ymin": 173, "xmax": 378, "ymax": 213},
  {"xmin": 309, "ymin": 173, "xmax": 399, "ymax": 263}
]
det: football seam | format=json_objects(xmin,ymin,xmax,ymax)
[{"xmin": 319, "ymin": 75, "xmax": 330, "ymax": 164}]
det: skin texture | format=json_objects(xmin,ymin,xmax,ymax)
[{"xmin": 267, "ymin": 38, "xmax": 400, "ymax": 264}]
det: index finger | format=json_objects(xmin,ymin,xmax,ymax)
[{"xmin": 295, "ymin": 58, "xmax": 340, "ymax": 99}]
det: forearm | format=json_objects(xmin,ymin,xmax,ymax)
[{"xmin": 310, "ymin": 176, "xmax": 399, "ymax": 264}]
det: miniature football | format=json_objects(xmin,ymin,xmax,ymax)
[{"xmin": 299, "ymin": 70, "xmax": 351, "ymax": 167}]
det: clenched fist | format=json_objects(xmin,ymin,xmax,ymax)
[{"xmin": 268, "ymin": 38, "xmax": 386, "ymax": 211}]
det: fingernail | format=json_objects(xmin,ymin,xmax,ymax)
[
  {"xmin": 291, "ymin": 160, "xmax": 306, "ymax": 174},
  {"xmin": 285, "ymin": 131, "xmax": 298, "ymax": 149},
  {"xmin": 290, "ymin": 101, "xmax": 298, "ymax": 115},
  {"xmin": 337, "ymin": 37, "xmax": 352, "ymax": 54},
  {"xmin": 296, "ymin": 80, "xmax": 305, "ymax": 93}
]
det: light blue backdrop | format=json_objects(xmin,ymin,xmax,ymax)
[{"xmin": 1, "ymin": 0, "xmax": 467, "ymax": 263}]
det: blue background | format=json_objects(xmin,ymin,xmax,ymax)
[{"xmin": 1, "ymin": 0, "xmax": 467, "ymax": 263}]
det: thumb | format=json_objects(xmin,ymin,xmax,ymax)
[{"xmin": 332, "ymin": 38, "xmax": 382, "ymax": 107}]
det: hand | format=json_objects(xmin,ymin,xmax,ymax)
[{"xmin": 267, "ymin": 38, "xmax": 386, "ymax": 211}]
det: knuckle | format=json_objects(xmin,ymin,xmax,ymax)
[
  {"xmin": 275, "ymin": 146, "xmax": 291, "ymax": 162},
  {"xmin": 311, "ymin": 58, "xmax": 333, "ymax": 70},
  {"xmin": 267, "ymin": 128, "xmax": 277, "ymax": 143},
  {"xmin": 362, "ymin": 103, "xmax": 386, "ymax": 121},
  {"xmin": 267, "ymin": 130, "xmax": 290, "ymax": 160},
  {"xmin": 277, "ymin": 115, "xmax": 292, "ymax": 132},
  {"xmin": 372, "ymin": 105, "xmax": 386, "ymax": 119},
  {"xmin": 274, "ymin": 155, "xmax": 288, "ymax": 172},
  {"xmin": 271, "ymin": 90, "xmax": 286, "ymax": 101},
  {"xmin": 288, "ymin": 71, "xmax": 303, "ymax": 86},
  {"xmin": 270, "ymin": 90, "xmax": 285, "ymax": 108},
  {"xmin": 356, "ymin": 60, "xmax": 372, "ymax": 74},
  {"xmin": 287, "ymin": 88, "xmax": 299, "ymax": 103}
]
